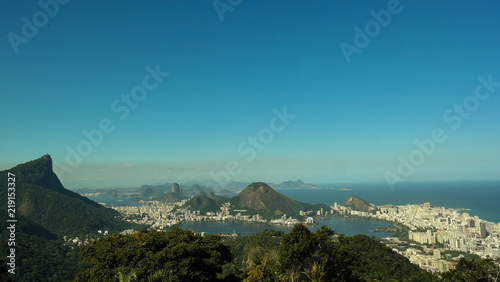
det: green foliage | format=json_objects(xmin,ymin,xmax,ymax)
[
  {"xmin": 182, "ymin": 192, "xmax": 229, "ymax": 214},
  {"xmin": 0, "ymin": 155, "xmax": 143, "ymax": 237},
  {"xmin": 441, "ymin": 250, "xmax": 481, "ymax": 261},
  {"xmin": 75, "ymin": 228, "xmax": 232, "ymax": 281},
  {"xmin": 227, "ymin": 225, "xmax": 437, "ymax": 281},
  {"xmin": 222, "ymin": 229, "xmax": 284, "ymax": 279},
  {"xmin": 229, "ymin": 182, "xmax": 329, "ymax": 219},
  {"xmin": 439, "ymin": 257, "xmax": 500, "ymax": 281},
  {"xmin": 0, "ymin": 259, "xmax": 13, "ymax": 282},
  {"xmin": 345, "ymin": 234, "xmax": 434, "ymax": 281},
  {"xmin": 280, "ymin": 224, "xmax": 360, "ymax": 281},
  {"xmin": 240, "ymin": 224, "xmax": 360, "ymax": 281},
  {"xmin": 0, "ymin": 211, "xmax": 83, "ymax": 281},
  {"xmin": 115, "ymin": 267, "xmax": 137, "ymax": 282}
]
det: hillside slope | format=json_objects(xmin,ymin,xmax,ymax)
[
  {"xmin": 230, "ymin": 182, "xmax": 328, "ymax": 218},
  {"xmin": 183, "ymin": 191, "xmax": 229, "ymax": 214},
  {"xmin": 0, "ymin": 155, "xmax": 140, "ymax": 237}
]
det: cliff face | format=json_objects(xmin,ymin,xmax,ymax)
[
  {"xmin": 345, "ymin": 196, "xmax": 377, "ymax": 213},
  {"xmin": 171, "ymin": 183, "xmax": 183, "ymax": 195}
]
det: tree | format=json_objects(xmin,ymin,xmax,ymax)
[
  {"xmin": 74, "ymin": 228, "xmax": 232, "ymax": 281},
  {"xmin": 243, "ymin": 224, "xmax": 360, "ymax": 281},
  {"xmin": 439, "ymin": 257, "xmax": 500, "ymax": 282}
]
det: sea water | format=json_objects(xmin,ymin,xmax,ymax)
[{"xmin": 280, "ymin": 180, "xmax": 500, "ymax": 224}]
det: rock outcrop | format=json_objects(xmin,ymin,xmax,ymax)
[
  {"xmin": 171, "ymin": 183, "xmax": 183, "ymax": 195},
  {"xmin": 345, "ymin": 196, "xmax": 377, "ymax": 213}
]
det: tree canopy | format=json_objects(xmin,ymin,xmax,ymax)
[
  {"xmin": 75, "ymin": 228, "xmax": 232, "ymax": 281},
  {"xmin": 242, "ymin": 224, "xmax": 360, "ymax": 281},
  {"xmin": 439, "ymin": 257, "xmax": 500, "ymax": 282}
]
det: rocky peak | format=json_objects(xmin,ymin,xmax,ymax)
[
  {"xmin": 345, "ymin": 196, "xmax": 377, "ymax": 213},
  {"xmin": 171, "ymin": 183, "xmax": 183, "ymax": 195}
]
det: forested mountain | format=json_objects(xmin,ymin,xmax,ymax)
[
  {"xmin": 0, "ymin": 155, "xmax": 144, "ymax": 280},
  {"xmin": 182, "ymin": 191, "xmax": 229, "ymax": 214},
  {"xmin": 230, "ymin": 182, "xmax": 329, "ymax": 218},
  {"xmin": 0, "ymin": 209, "xmax": 82, "ymax": 281},
  {"xmin": 73, "ymin": 224, "xmax": 438, "ymax": 281},
  {"xmin": 0, "ymin": 155, "xmax": 139, "ymax": 237}
]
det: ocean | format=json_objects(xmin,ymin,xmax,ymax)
[{"xmin": 279, "ymin": 180, "xmax": 500, "ymax": 224}]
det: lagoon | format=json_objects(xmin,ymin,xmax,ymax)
[{"xmin": 180, "ymin": 217, "xmax": 395, "ymax": 237}]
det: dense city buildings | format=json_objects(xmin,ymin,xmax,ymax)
[{"xmin": 111, "ymin": 198, "xmax": 500, "ymax": 274}]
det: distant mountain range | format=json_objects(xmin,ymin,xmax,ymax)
[{"xmin": 74, "ymin": 179, "xmax": 320, "ymax": 205}]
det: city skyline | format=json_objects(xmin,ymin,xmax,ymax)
[{"xmin": 1, "ymin": 1, "xmax": 500, "ymax": 188}]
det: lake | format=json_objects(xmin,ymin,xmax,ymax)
[{"xmin": 180, "ymin": 217, "xmax": 395, "ymax": 237}]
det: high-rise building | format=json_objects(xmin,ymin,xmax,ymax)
[
  {"xmin": 480, "ymin": 222, "xmax": 488, "ymax": 238},
  {"xmin": 468, "ymin": 219, "xmax": 475, "ymax": 228}
]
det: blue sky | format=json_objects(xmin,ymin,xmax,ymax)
[{"xmin": 1, "ymin": 0, "xmax": 499, "ymax": 189}]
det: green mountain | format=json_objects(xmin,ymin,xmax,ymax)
[
  {"xmin": 346, "ymin": 234, "xmax": 434, "ymax": 281},
  {"xmin": 0, "ymin": 155, "xmax": 141, "ymax": 237},
  {"xmin": 0, "ymin": 209, "xmax": 82, "ymax": 281},
  {"xmin": 183, "ymin": 191, "xmax": 229, "ymax": 214},
  {"xmin": 229, "ymin": 182, "xmax": 329, "ymax": 219},
  {"xmin": 222, "ymin": 228, "xmax": 434, "ymax": 281}
]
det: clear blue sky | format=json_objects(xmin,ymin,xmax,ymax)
[{"xmin": 1, "ymin": 1, "xmax": 499, "ymax": 189}]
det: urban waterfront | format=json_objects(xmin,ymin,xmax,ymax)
[
  {"xmin": 280, "ymin": 180, "xmax": 500, "ymax": 223},
  {"xmin": 86, "ymin": 182, "xmax": 500, "ymax": 275},
  {"xmin": 89, "ymin": 180, "xmax": 500, "ymax": 223}
]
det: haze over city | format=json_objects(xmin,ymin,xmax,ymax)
[{"xmin": 1, "ymin": 1, "xmax": 499, "ymax": 188}]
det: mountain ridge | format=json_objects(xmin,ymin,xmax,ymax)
[{"xmin": 0, "ymin": 155, "xmax": 141, "ymax": 237}]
